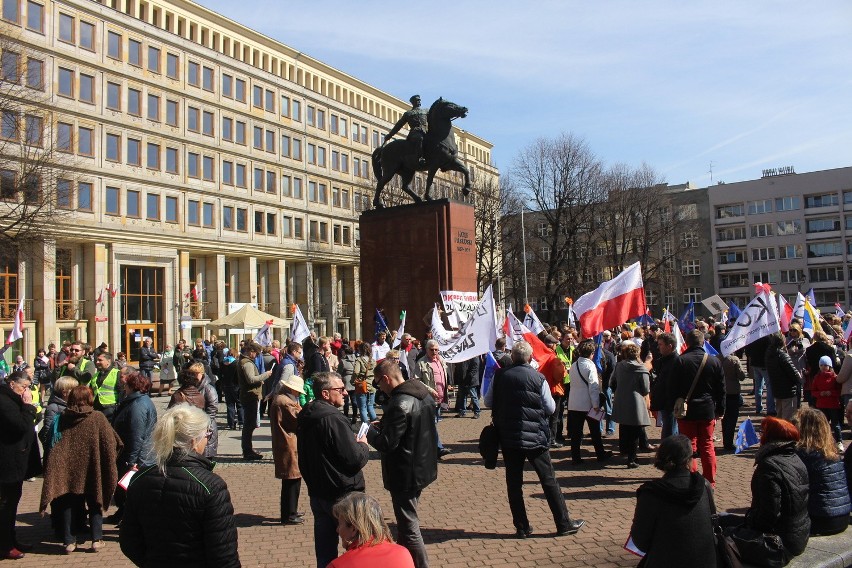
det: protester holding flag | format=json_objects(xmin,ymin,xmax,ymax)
[
  {"xmin": 611, "ymin": 342, "xmax": 651, "ymax": 468},
  {"xmin": 671, "ymin": 330, "xmax": 725, "ymax": 486},
  {"xmin": 721, "ymin": 416, "xmax": 810, "ymax": 563},
  {"xmin": 566, "ymin": 340, "xmax": 612, "ymax": 465},
  {"xmin": 765, "ymin": 333, "xmax": 803, "ymax": 421}
]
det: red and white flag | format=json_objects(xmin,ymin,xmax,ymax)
[
  {"xmin": 573, "ymin": 262, "xmax": 646, "ymax": 338},
  {"xmin": 6, "ymin": 297, "xmax": 24, "ymax": 345},
  {"xmin": 106, "ymin": 283, "xmax": 118, "ymax": 298},
  {"xmin": 191, "ymin": 284, "xmax": 202, "ymax": 302},
  {"xmin": 663, "ymin": 311, "xmax": 686, "ymax": 353},
  {"xmin": 504, "ymin": 311, "xmax": 552, "ymax": 366},
  {"xmin": 781, "ymin": 296, "xmax": 794, "ymax": 331},
  {"xmin": 96, "ymin": 288, "xmax": 104, "ymax": 305}
]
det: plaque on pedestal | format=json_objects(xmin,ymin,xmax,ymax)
[{"xmin": 359, "ymin": 199, "xmax": 477, "ymax": 339}]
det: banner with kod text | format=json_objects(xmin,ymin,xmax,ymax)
[
  {"xmin": 440, "ymin": 290, "xmax": 479, "ymax": 329},
  {"xmin": 721, "ymin": 288, "xmax": 780, "ymax": 356},
  {"xmin": 431, "ymin": 285, "xmax": 498, "ymax": 363}
]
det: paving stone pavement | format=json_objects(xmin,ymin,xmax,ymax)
[{"xmin": 10, "ymin": 383, "xmax": 780, "ymax": 567}]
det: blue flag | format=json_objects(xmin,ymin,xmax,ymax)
[
  {"xmin": 807, "ymin": 288, "xmax": 817, "ymax": 307},
  {"xmin": 635, "ymin": 313, "xmax": 654, "ymax": 326},
  {"xmin": 374, "ymin": 308, "xmax": 389, "ymax": 337},
  {"xmin": 703, "ymin": 341, "xmax": 719, "ymax": 356},
  {"xmin": 480, "ymin": 351, "xmax": 500, "ymax": 400},
  {"xmin": 678, "ymin": 301, "xmax": 695, "ymax": 333},
  {"xmin": 735, "ymin": 418, "xmax": 760, "ymax": 454},
  {"xmin": 593, "ymin": 333, "xmax": 604, "ymax": 372},
  {"xmin": 727, "ymin": 301, "xmax": 741, "ymax": 321}
]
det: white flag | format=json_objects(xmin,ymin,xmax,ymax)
[
  {"xmin": 439, "ymin": 290, "xmax": 479, "ymax": 329},
  {"xmin": 5, "ymin": 297, "xmax": 24, "ymax": 344},
  {"xmin": 289, "ymin": 305, "xmax": 310, "ymax": 344},
  {"xmin": 392, "ymin": 310, "xmax": 406, "ymax": 348},
  {"xmin": 430, "ymin": 304, "xmax": 455, "ymax": 342},
  {"xmin": 721, "ymin": 286, "xmax": 780, "ymax": 356},
  {"xmin": 792, "ymin": 292, "xmax": 806, "ymax": 320},
  {"xmin": 253, "ymin": 321, "xmax": 273, "ymax": 347},
  {"xmin": 431, "ymin": 285, "xmax": 498, "ymax": 363},
  {"xmin": 522, "ymin": 304, "xmax": 546, "ymax": 335}
]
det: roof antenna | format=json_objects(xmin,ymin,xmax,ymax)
[{"xmin": 708, "ymin": 161, "xmax": 715, "ymax": 184}]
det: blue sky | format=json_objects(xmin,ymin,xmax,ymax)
[{"xmin": 201, "ymin": 0, "xmax": 852, "ymax": 187}]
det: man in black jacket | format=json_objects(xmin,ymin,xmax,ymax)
[
  {"xmin": 453, "ymin": 357, "xmax": 480, "ymax": 418},
  {"xmin": 652, "ymin": 332, "xmax": 681, "ymax": 439},
  {"xmin": 368, "ymin": 359, "xmax": 438, "ymax": 568},
  {"xmin": 297, "ymin": 372, "xmax": 369, "ymax": 568},
  {"xmin": 487, "ymin": 341, "xmax": 584, "ymax": 538},
  {"xmin": 670, "ymin": 329, "xmax": 726, "ymax": 486}
]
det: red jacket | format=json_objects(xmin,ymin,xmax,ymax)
[
  {"xmin": 812, "ymin": 370, "xmax": 841, "ymax": 410},
  {"xmin": 327, "ymin": 541, "xmax": 414, "ymax": 568}
]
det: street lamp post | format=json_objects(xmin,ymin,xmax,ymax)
[{"xmin": 520, "ymin": 206, "xmax": 528, "ymax": 305}]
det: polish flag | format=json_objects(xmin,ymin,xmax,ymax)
[
  {"xmin": 573, "ymin": 262, "xmax": 646, "ymax": 338},
  {"xmin": 191, "ymin": 284, "xmax": 202, "ymax": 302},
  {"xmin": 504, "ymin": 311, "xmax": 552, "ymax": 366},
  {"xmin": 96, "ymin": 288, "xmax": 104, "ymax": 305},
  {"xmin": 6, "ymin": 298, "xmax": 24, "ymax": 345},
  {"xmin": 778, "ymin": 294, "xmax": 793, "ymax": 333}
]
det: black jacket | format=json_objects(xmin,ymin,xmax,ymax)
[
  {"xmin": 671, "ymin": 346, "xmax": 725, "ymax": 419},
  {"xmin": 649, "ymin": 352, "xmax": 678, "ymax": 412},
  {"xmin": 630, "ymin": 470, "xmax": 716, "ymax": 568},
  {"xmin": 304, "ymin": 351, "xmax": 329, "ymax": 380},
  {"xmin": 112, "ymin": 391, "xmax": 158, "ymax": 472},
  {"xmin": 796, "ymin": 449, "xmax": 851, "ymax": 520},
  {"xmin": 744, "ymin": 334, "xmax": 771, "ymax": 368},
  {"xmin": 492, "ymin": 363, "xmax": 550, "ymax": 450},
  {"xmin": 297, "ymin": 399, "xmax": 369, "ymax": 500},
  {"xmin": 805, "ymin": 342, "xmax": 837, "ymax": 376},
  {"xmin": 368, "ymin": 380, "xmax": 438, "ymax": 494},
  {"xmin": 454, "ymin": 358, "xmax": 480, "ymax": 388},
  {"xmin": 745, "ymin": 441, "xmax": 810, "ymax": 556},
  {"xmin": 765, "ymin": 346, "xmax": 801, "ymax": 399},
  {"xmin": 138, "ymin": 347, "xmax": 159, "ymax": 371},
  {"xmin": 0, "ymin": 383, "xmax": 42, "ymax": 483},
  {"xmin": 120, "ymin": 453, "xmax": 239, "ymax": 567}
]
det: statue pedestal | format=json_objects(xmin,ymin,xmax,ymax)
[{"xmin": 359, "ymin": 199, "xmax": 477, "ymax": 339}]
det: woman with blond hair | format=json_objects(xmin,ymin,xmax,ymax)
[
  {"xmin": 328, "ymin": 492, "xmax": 414, "ymax": 568},
  {"xmin": 119, "ymin": 404, "xmax": 239, "ymax": 567},
  {"xmin": 794, "ymin": 407, "xmax": 851, "ymax": 535}
]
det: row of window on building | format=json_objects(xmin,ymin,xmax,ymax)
[
  {"xmin": 720, "ymin": 267, "xmax": 851, "ymax": 288},
  {"xmin": 716, "ymin": 194, "xmax": 852, "ymax": 219},
  {"xmin": 716, "ymin": 218, "xmax": 852, "ymax": 241},
  {"xmin": 718, "ymin": 241, "xmax": 852, "ymax": 265}
]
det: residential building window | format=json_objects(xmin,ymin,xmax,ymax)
[
  {"xmin": 105, "ymin": 133, "xmax": 120, "ymax": 161},
  {"xmin": 292, "ymin": 138, "xmax": 301, "ymax": 160},
  {"xmin": 166, "ymin": 99, "xmax": 178, "ymax": 126},
  {"xmin": 187, "ymin": 152, "xmax": 199, "ymax": 178},
  {"xmin": 105, "ymin": 186, "xmax": 119, "ymax": 215},
  {"xmin": 202, "ymin": 156, "xmax": 214, "ymax": 181},
  {"xmin": 281, "ymin": 175, "xmax": 291, "ymax": 197},
  {"xmin": 683, "ymin": 287, "xmax": 701, "ymax": 304},
  {"xmin": 292, "ymin": 100, "xmax": 301, "ymax": 121},
  {"xmin": 778, "ymin": 244, "xmax": 803, "ymax": 259},
  {"xmin": 307, "ymin": 143, "xmax": 316, "ymax": 164},
  {"xmin": 342, "ymin": 225, "xmax": 351, "ymax": 245},
  {"xmin": 166, "ymin": 52, "xmax": 179, "ymax": 79},
  {"xmin": 126, "ymin": 138, "xmax": 141, "ymax": 166},
  {"xmin": 282, "ymin": 216, "xmax": 291, "ymax": 237},
  {"xmin": 165, "ymin": 196, "xmax": 178, "ymax": 222},
  {"xmin": 56, "ymin": 122, "xmax": 72, "ymax": 152},
  {"xmin": 222, "ymin": 117, "xmax": 232, "ymax": 141},
  {"xmin": 292, "ymin": 218, "xmax": 304, "ymax": 239},
  {"xmin": 222, "ymin": 160, "xmax": 233, "ymax": 185},
  {"xmin": 281, "ymin": 95, "xmax": 290, "ymax": 117},
  {"xmin": 680, "ymin": 232, "xmax": 699, "ymax": 247},
  {"xmin": 749, "ymin": 223, "xmax": 773, "ymax": 238},
  {"xmin": 779, "ymin": 269, "xmax": 805, "ymax": 284},
  {"xmin": 682, "ymin": 259, "xmax": 700, "ymax": 276},
  {"xmin": 187, "ymin": 200, "xmax": 199, "ymax": 225},
  {"xmin": 202, "ymin": 111, "xmax": 214, "ymax": 136},
  {"xmin": 330, "ymin": 114, "xmax": 338, "ymax": 134},
  {"xmin": 317, "ymin": 109, "xmax": 325, "ymax": 130},
  {"xmin": 126, "ymin": 189, "xmax": 140, "ymax": 217},
  {"xmin": 293, "ymin": 177, "xmax": 302, "ymax": 199},
  {"xmin": 317, "ymin": 147, "xmax": 326, "ymax": 167},
  {"xmin": 77, "ymin": 126, "xmax": 92, "ymax": 155},
  {"xmin": 254, "ymin": 211, "xmax": 264, "ymax": 233},
  {"xmin": 339, "ymin": 117, "xmax": 347, "ymax": 137},
  {"xmin": 775, "ymin": 196, "xmax": 801, "ymax": 211},
  {"xmin": 26, "ymin": 1, "xmax": 44, "ymax": 32},
  {"xmin": 107, "ymin": 31, "xmax": 122, "ymax": 59},
  {"xmin": 265, "ymin": 130, "xmax": 274, "ymax": 153},
  {"xmin": 235, "ymin": 78, "xmax": 246, "ymax": 102},
  {"xmin": 0, "ymin": 51, "xmax": 19, "ymax": 83},
  {"xmin": 809, "ymin": 241, "xmax": 842, "ymax": 257},
  {"xmin": 715, "ymin": 203, "xmax": 744, "ymax": 219},
  {"xmin": 2, "ymin": 0, "xmax": 19, "ymax": 22},
  {"xmin": 202, "ymin": 66, "xmax": 213, "ymax": 91},
  {"xmin": 236, "ymin": 208, "xmax": 247, "ymax": 231},
  {"xmin": 747, "ymin": 199, "xmax": 772, "ymax": 215},
  {"xmin": 128, "ymin": 39, "xmax": 142, "ymax": 66},
  {"xmin": 165, "ymin": 147, "xmax": 178, "ymax": 173},
  {"xmin": 333, "ymin": 224, "xmax": 342, "ymax": 244},
  {"xmin": 360, "ymin": 125, "xmax": 368, "ymax": 145},
  {"xmin": 752, "ymin": 271, "xmax": 777, "ymax": 285},
  {"xmin": 281, "ymin": 135, "xmax": 290, "ymax": 157},
  {"xmin": 252, "ymin": 85, "xmax": 262, "ymax": 108},
  {"xmin": 146, "ymin": 142, "xmax": 159, "ymax": 169},
  {"xmin": 776, "ymin": 220, "xmax": 802, "ymax": 235},
  {"xmin": 265, "ymin": 89, "xmax": 274, "ymax": 112},
  {"xmin": 79, "ymin": 21, "xmax": 94, "ymax": 50},
  {"xmin": 147, "ymin": 46, "xmax": 160, "ymax": 73},
  {"xmin": 306, "ymin": 105, "xmax": 315, "ymax": 126},
  {"xmin": 719, "ymin": 273, "xmax": 749, "ymax": 288},
  {"xmin": 341, "ymin": 153, "xmax": 349, "ymax": 173},
  {"xmin": 187, "ymin": 106, "xmax": 200, "ymax": 132},
  {"xmin": 202, "ymin": 202, "xmax": 214, "ymax": 227},
  {"xmin": 146, "ymin": 193, "xmax": 159, "ymax": 220},
  {"xmin": 266, "ymin": 213, "xmax": 276, "ymax": 235},
  {"xmin": 235, "ymin": 164, "xmax": 246, "ymax": 187},
  {"xmin": 221, "ymin": 73, "xmax": 234, "ymax": 97},
  {"xmin": 253, "ymin": 168, "xmax": 263, "ymax": 191},
  {"xmin": 814, "ymin": 291, "xmax": 845, "ymax": 306},
  {"xmin": 810, "ymin": 266, "xmax": 843, "ymax": 283},
  {"xmin": 25, "ymin": 58, "xmax": 42, "ymax": 89},
  {"xmin": 147, "ymin": 94, "xmax": 160, "ymax": 121},
  {"xmin": 187, "ymin": 61, "xmax": 199, "ymax": 86},
  {"xmin": 106, "ymin": 82, "xmax": 120, "ymax": 110},
  {"xmin": 718, "ymin": 250, "xmax": 746, "ymax": 264},
  {"xmin": 56, "ymin": 179, "xmax": 72, "ymax": 208},
  {"xmin": 253, "ymin": 127, "xmax": 263, "ymax": 149},
  {"xmin": 57, "ymin": 67, "xmax": 73, "ymax": 97},
  {"xmin": 805, "ymin": 193, "xmax": 839, "ymax": 208},
  {"xmin": 222, "ymin": 206, "xmax": 234, "ymax": 230},
  {"xmin": 751, "ymin": 247, "xmax": 775, "ymax": 262},
  {"xmin": 807, "ymin": 217, "xmax": 840, "ymax": 233},
  {"xmin": 266, "ymin": 171, "xmax": 275, "ymax": 194},
  {"xmin": 716, "ymin": 226, "xmax": 745, "ymax": 241},
  {"xmin": 127, "ymin": 88, "xmax": 141, "ymax": 116},
  {"xmin": 235, "ymin": 121, "xmax": 246, "ymax": 144}
]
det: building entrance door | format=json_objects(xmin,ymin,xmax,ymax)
[{"xmin": 121, "ymin": 266, "xmax": 165, "ymax": 362}]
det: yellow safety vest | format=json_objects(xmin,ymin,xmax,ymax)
[
  {"xmin": 555, "ymin": 345, "xmax": 574, "ymax": 384},
  {"xmin": 90, "ymin": 368, "xmax": 119, "ymax": 406}
]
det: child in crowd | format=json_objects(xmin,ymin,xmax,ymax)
[{"xmin": 812, "ymin": 355, "xmax": 843, "ymax": 450}]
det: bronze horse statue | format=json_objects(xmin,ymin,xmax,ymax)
[{"xmin": 371, "ymin": 98, "xmax": 471, "ymax": 208}]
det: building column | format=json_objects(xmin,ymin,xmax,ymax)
[
  {"xmin": 329, "ymin": 264, "xmax": 338, "ymax": 334},
  {"xmin": 237, "ymin": 256, "xmax": 257, "ymax": 304},
  {"xmin": 33, "ymin": 240, "xmax": 56, "ymax": 351},
  {"xmin": 270, "ymin": 259, "xmax": 287, "ymax": 318},
  {"xmin": 352, "ymin": 265, "xmax": 362, "ymax": 340},
  {"xmin": 205, "ymin": 254, "xmax": 226, "ymax": 321},
  {"xmin": 178, "ymin": 250, "xmax": 190, "ymax": 341},
  {"xmin": 305, "ymin": 261, "xmax": 314, "ymax": 325}
]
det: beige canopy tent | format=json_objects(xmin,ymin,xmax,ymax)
[{"xmin": 206, "ymin": 304, "xmax": 288, "ymax": 330}]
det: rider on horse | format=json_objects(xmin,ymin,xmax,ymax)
[{"xmin": 383, "ymin": 95, "xmax": 428, "ymax": 167}]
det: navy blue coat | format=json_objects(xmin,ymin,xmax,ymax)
[
  {"xmin": 797, "ymin": 449, "xmax": 851, "ymax": 519},
  {"xmin": 491, "ymin": 363, "xmax": 550, "ymax": 450},
  {"xmin": 112, "ymin": 391, "xmax": 157, "ymax": 472}
]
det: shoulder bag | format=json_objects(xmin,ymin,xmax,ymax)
[
  {"xmin": 674, "ymin": 353, "xmax": 708, "ymax": 420},
  {"xmin": 577, "ymin": 362, "xmax": 606, "ymax": 408}
]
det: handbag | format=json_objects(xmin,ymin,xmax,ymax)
[
  {"xmin": 727, "ymin": 526, "xmax": 789, "ymax": 568},
  {"xmin": 478, "ymin": 423, "xmax": 500, "ymax": 469},
  {"xmin": 674, "ymin": 353, "xmax": 708, "ymax": 419},
  {"xmin": 706, "ymin": 483, "xmax": 742, "ymax": 568}
]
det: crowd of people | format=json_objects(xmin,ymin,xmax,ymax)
[{"xmin": 1, "ymin": 308, "xmax": 852, "ymax": 566}]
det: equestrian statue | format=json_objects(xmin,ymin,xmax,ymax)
[{"xmin": 371, "ymin": 96, "xmax": 471, "ymax": 208}]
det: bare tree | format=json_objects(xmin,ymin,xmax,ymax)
[
  {"xmin": 472, "ymin": 174, "xmax": 519, "ymax": 294},
  {"xmin": 511, "ymin": 133, "xmax": 604, "ymax": 312},
  {"xmin": 1, "ymin": 26, "xmax": 70, "ymax": 262}
]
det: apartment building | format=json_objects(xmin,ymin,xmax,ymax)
[{"xmin": 0, "ymin": 0, "xmax": 497, "ymax": 359}]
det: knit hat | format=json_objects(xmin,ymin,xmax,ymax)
[{"xmin": 819, "ymin": 355, "xmax": 833, "ymax": 368}]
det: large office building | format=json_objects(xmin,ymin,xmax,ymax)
[
  {"xmin": 710, "ymin": 166, "xmax": 852, "ymax": 309},
  {"xmin": 0, "ymin": 0, "xmax": 497, "ymax": 360}
]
